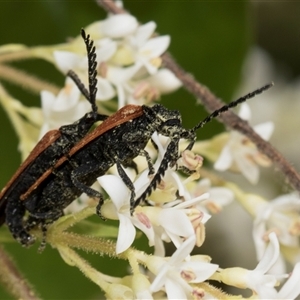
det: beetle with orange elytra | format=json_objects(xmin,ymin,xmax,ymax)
[{"xmin": 0, "ymin": 29, "xmax": 273, "ymax": 247}]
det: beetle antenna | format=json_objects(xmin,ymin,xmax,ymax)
[
  {"xmin": 80, "ymin": 29, "xmax": 98, "ymax": 114},
  {"xmin": 66, "ymin": 29, "xmax": 98, "ymax": 114},
  {"xmin": 192, "ymin": 82, "xmax": 274, "ymax": 132},
  {"xmin": 67, "ymin": 70, "xmax": 90, "ymax": 101}
]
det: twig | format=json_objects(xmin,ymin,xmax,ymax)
[
  {"xmin": 96, "ymin": 0, "xmax": 300, "ymax": 192},
  {"xmin": 0, "ymin": 246, "xmax": 41, "ymax": 300}
]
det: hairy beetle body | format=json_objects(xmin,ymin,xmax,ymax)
[
  {"xmin": 0, "ymin": 29, "xmax": 272, "ymax": 247},
  {"xmin": 0, "ymin": 30, "xmax": 108, "ymax": 244},
  {"xmin": 7, "ymin": 103, "xmax": 184, "ymax": 246}
]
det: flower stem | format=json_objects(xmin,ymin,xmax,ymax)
[{"xmin": 57, "ymin": 245, "xmax": 111, "ymax": 291}]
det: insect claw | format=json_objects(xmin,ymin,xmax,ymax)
[
  {"xmin": 18, "ymin": 232, "xmax": 35, "ymax": 247},
  {"xmin": 96, "ymin": 202, "xmax": 107, "ymax": 221}
]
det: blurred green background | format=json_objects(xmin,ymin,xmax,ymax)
[{"xmin": 0, "ymin": 1, "xmax": 300, "ymax": 299}]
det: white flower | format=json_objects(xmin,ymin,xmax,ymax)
[
  {"xmin": 129, "ymin": 21, "xmax": 170, "ymax": 75},
  {"xmin": 272, "ymin": 262, "xmax": 300, "ymax": 300},
  {"xmin": 250, "ymin": 234, "xmax": 300, "ymax": 300},
  {"xmin": 105, "ymin": 63, "xmax": 140, "ymax": 108},
  {"xmin": 217, "ymin": 232, "xmax": 300, "ymax": 299},
  {"xmin": 96, "ymin": 132, "xmax": 177, "ymax": 254},
  {"xmin": 191, "ymin": 178, "xmax": 234, "ymax": 214},
  {"xmin": 54, "ymin": 39, "xmax": 117, "ymax": 101},
  {"xmin": 39, "ymin": 77, "xmax": 90, "ymax": 137},
  {"xmin": 246, "ymin": 232, "xmax": 280, "ymax": 295},
  {"xmin": 143, "ymin": 192, "xmax": 210, "ymax": 256},
  {"xmin": 131, "ymin": 274, "xmax": 153, "ymax": 300},
  {"xmin": 146, "ymin": 68, "xmax": 182, "ymax": 94},
  {"xmin": 98, "ymin": 132, "xmax": 210, "ymax": 255},
  {"xmin": 253, "ymin": 192, "xmax": 300, "ymax": 267},
  {"xmin": 149, "ymin": 236, "xmax": 218, "ymax": 299},
  {"xmin": 101, "ymin": 14, "xmax": 138, "ymax": 38},
  {"xmin": 128, "ymin": 68, "xmax": 182, "ymax": 105},
  {"xmin": 214, "ymin": 103, "xmax": 274, "ymax": 184},
  {"xmin": 53, "ymin": 16, "xmax": 178, "ymax": 107},
  {"xmin": 98, "ymin": 174, "xmax": 155, "ymax": 254}
]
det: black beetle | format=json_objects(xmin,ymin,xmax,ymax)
[
  {"xmin": 0, "ymin": 30, "xmax": 108, "ymax": 243},
  {"xmin": 0, "ymin": 29, "xmax": 272, "ymax": 247}
]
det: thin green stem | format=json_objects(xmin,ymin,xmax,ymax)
[{"xmin": 57, "ymin": 245, "xmax": 110, "ymax": 291}]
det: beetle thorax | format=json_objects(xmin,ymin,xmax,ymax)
[{"xmin": 143, "ymin": 104, "xmax": 183, "ymax": 138}]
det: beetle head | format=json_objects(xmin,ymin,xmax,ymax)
[{"xmin": 143, "ymin": 104, "xmax": 183, "ymax": 138}]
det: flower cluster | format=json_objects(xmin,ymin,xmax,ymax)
[
  {"xmin": 53, "ymin": 14, "xmax": 181, "ymax": 110},
  {"xmin": 1, "ymin": 6, "xmax": 300, "ymax": 300}
]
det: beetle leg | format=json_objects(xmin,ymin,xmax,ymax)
[
  {"xmin": 39, "ymin": 215, "xmax": 62, "ymax": 252},
  {"xmin": 38, "ymin": 221, "xmax": 48, "ymax": 252},
  {"xmin": 70, "ymin": 165, "xmax": 106, "ymax": 218},
  {"xmin": 138, "ymin": 149, "xmax": 155, "ymax": 175},
  {"xmin": 151, "ymin": 137, "xmax": 158, "ymax": 151},
  {"xmin": 122, "ymin": 160, "xmax": 139, "ymax": 174},
  {"xmin": 177, "ymin": 165, "xmax": 196, "ymax": 176},
  {"xmin": 24, "ymin": 213, "xmax": 62, "ymax": 252},
  {"xmin": 134, "ymin": 139, "xmax": 179, "ymax": 211},
  {"xmin": 116, "ymin": 161, "xmax": 136, "ymax": 210},
  {"xmin": 177, "ymin": 128, "xmax": 197, "ymax": 151},
  {"xmin": 5, "ymin": 199, "xmax": 35, "ymax": 246},
  {"xmin": 24, "ymin": 215, "xmax": 46, "ymax": 251}
]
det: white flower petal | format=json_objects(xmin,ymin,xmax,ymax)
[
  {"xmin": 165, "ymin": 279, "xmax": 188, "ymax": 300},
  {"xmin": 209, "ymin": 187, "xmax": 234, "ymax": 206},
  {"xmin": 254, "ymin": 121, "xmax": 274, "ymax": 141},
  {"xmin": 54, "ymin": 79, "xmax": 80, "ymax": 111},
  {"xmin": 134, "ymin": 21, "xmax": 156, "ymax": 47},
  {"xmin": 141, "ymin": 60, "xmax": 159, "ymax": 75},
  {"xmin": 214, "ymin": 145, "xmax": 233, "ymax": 171},
  {"xmin": 147, "ymin": 69, "xmax": 182, "ymax": 94},
  {"xmin": 174, "ymin": 193, "xmax": 209, "ymax": 210},
  {"xmin": 235, "ymin": 151, "xmax": 259, "ymax": 184},
  {"xmin": 150, "ymin": 263, "xmax": 168, "ymax": 292},
  {"xmin": 140, "ymin": 35, "xmax": 170, "ymax": 58},
  {"xmin": 97, "ymin": 175, "xmax": 129, "ymax": 211},
  {"xmin": 278, "ymin": 262, "xmax": 300, "ymax": 299},
  {"xmin": 255, "ymin": 232, "xmax": 279, "ymax": 273},
  {"xmin": 116, "ymin": 213, "xmax": 136, "ymax": 254},
  {"xmin": 183, "ymin": 261, "xmax": 219, "ymax": 282},
  {"xmin": 41, "ymin": 90, "xmax": 55, "ymax": 118},
  {"xmin": 253, "ymin": 220, "xmax": 268, "ymax": 260},
  {"xmin": 108, "ymin": 64, "xmax": 140, "ymax": 85},
  {"xmin": 101, "ymin": 14, "xmax": 138, "ymax": 38},
  {"xmin": 96, "ymin": 77, "xmax": 116, "ymax": 101},
  {"xmin": 159, "ymin": 210, "xmax": 194, "ymax": 238},
  {"xmin": 168, "ymin": 236, "xmax": 196, "ymax": 266},
  {"xmin": 95, "ymin": 38, "xmax": 117, "ymax": 62},
  {"xmin": 54, "ymin": 51, "xmax": 81, "ymax": 73},
  {"xmin": 132, "ymin": 217, "xmax": 155, "ymax": 247},
  {"xmin": 238, "ymin": 103, "xmax": 251, "ymax": 120}
]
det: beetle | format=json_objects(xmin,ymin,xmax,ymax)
[
  {"xmin": 0, "ymin": 30, "xmax": 108, "ymax": 244},
  {"xmin": 0, "ymin": 29, "xmax": 273, "ymax": 247}
]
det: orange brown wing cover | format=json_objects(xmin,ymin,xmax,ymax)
[
  {"xmin": 0, "ymin": 130, "xmax": 61, "ymax": 201},
  {"xmin": 20, "ymin": 105, "xmax": 143, "ymax": 200}
]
